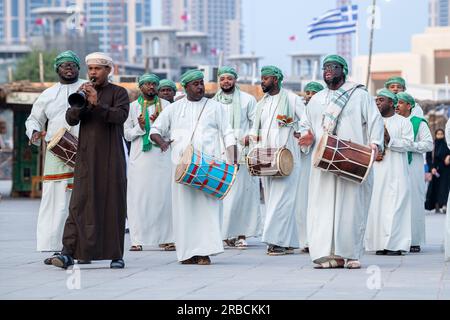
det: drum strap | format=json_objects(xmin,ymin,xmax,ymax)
[{"xmin": 189, "ymin": 99, "xmax": 209, "ymax": 144}]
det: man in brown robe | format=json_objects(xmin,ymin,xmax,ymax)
[{"xmin": 51, "ymin": 52, "xmax": 129, "ymax": 269}]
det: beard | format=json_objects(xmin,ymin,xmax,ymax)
[
  {"xmin": 59, "ymin": 74, "xmax": 78, "ymax": 83},
  {"xmin": 221, "ymin": 85, "xmax": 235, "ymax": 93},
  {"xmin": 325, "ymin": 75, "xmax": 344, "ymax": 87},
  {"xmin": 262, "ymin": 83, "xmax": 272, "ymax": 93}
]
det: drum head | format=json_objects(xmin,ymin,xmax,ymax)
[
  {"xmin": 312, "ymin": 134, "xmax": 328, "ymax": 167},
  {"xmin": 175, "ymin": 145, "xmax": 194, "ymax": 182},
  {"xmin": 47, "ymin": 128, "xmax": 68, "ymax": 150},
  {"xmin": 278, "ymin": 148, "xmax": 294, "ymax": 176}
]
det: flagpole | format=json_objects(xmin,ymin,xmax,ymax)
[{"xmin": 365, "ymin": 0, "xmax": 376, "ymax": 89}]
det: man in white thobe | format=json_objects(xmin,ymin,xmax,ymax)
[
  {"xmin": 299, "ymin": 55, "xmax": 384, "ymax": 269},
  {"xmin": 385, "ymin": 76, "xmax": 424, "ymax": 117},
  {"xmin": 445, "ymin": 119, "xmax": 450, "ymax": 261},
  {"xmin": 296, "ymin": 81, "xmax": 324, "ymax": 253},
  {"xmin": 213, "ymin": 66, "xmax": 261, "ymax": 249},
  {"xmin": 365, "ymin": 89, "xmax": 414, "ymax": 256},
  {"xmin": 150, "ymin": 70, "xmax": 237, "ymax": 265},
  {"xmin": 249, "ymin": 66, "xmax": 304, "ymax": 256},
  {"xmin": 25, "ymin": 51, "xmax": 86, "ymax": 263},
  {"xmin": 124, "ymin": 74, "xmax": 174, "ymax": 252},
  {"xmin": 395, "ymin": 92, "xmax": 433, "ymax": 253}
]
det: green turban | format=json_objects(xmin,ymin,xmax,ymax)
[
  {"xmin": 138, "ymin": 74, "xmax": 160, "ymax": 87},
  {"xmin": 377, "ymin": 88, "xmax": 398, "ymax": 106},
  {"xmin": 261, "ymin": 65, "xmax": 284, "ymax": 83},
  {"xmin": 304, "ymin": 81, "xmax": 324, "ymax": 93},
  {"xmin": 397, "ymin": 92, "xmax": 415, "ymax": 109},
  {"xmin": 385, "ymin": 76, "xmax": 406, "ymax": 90},
  {"xmin": 218, "ymin": 66, "xmax": 238, "ymax": 79},
  {"xmin": 53, "ymin": 50, "xmax": 80, "ymax": 72},
  {"xmin": 158, "ymin": 79, "xmax": 177, "ymax": 92},
  {"xmin": 180, "ymin": 69, "xmax": 204, "ymax": 88},
  {"xmin": 323, "ymin": 54, "xmax": 348, "ymax": 76}
]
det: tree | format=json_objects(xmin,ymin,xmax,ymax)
[{"xmin": 14, "ymin": 50, "xmax": 59, "ymax": 82}]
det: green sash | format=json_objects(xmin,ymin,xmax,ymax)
[{"xmin": 408, "ymin": 116, "xmax": 428, "ymax": 164}]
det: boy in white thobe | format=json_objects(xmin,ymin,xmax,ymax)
[
  {"xmin": 365, "ymin": 89, "xmax": 414, "ymax": 255},
  {"xmin": 395, "ymin": 92, "xmax": 433, "ymax": 253}
]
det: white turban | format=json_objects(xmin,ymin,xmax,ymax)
[{"xmin": 85, "ymin": 52, "xmax": 114, "ymax": 68}]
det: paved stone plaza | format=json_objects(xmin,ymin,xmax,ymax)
[{"xmin": 0, "ymin": 181, "xmax": 449, "ymax": 300}]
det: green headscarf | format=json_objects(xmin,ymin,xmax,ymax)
[
  {"xmin": 396, "ymin": 92, "xmax": 415, "ymax": 109},
  {"xmin": 323, "ymin": 54, "xmax": 348, "ymax": 76},
  {"xmin": 138, "ymin": 74, "xmax": 160, "ymax": 87},
  {"xmin": 261, "ymin": 66, "xmax": 284, "ymax": 83},
  {"xmin": 180, "ymin": 69, "xmax": 204, "ymax": 88},
  {"xmin": 218, "ymin": 66, "xmax": 238, "ymax": 79},
  {"xmin": 158, "ymin": 79, "xmax": 177, "ymax": 92},
  {"xmin": 53, "ymin": 50, "xmax": 80, "ymax": 72},
  {"xmin": 304, "ymin": 81, "xmax": 324, "ymax": 93},
  {"xmin": 385, "ymin": 76, "xmax": 406, "ymax": 90},
  {"xmin": 377, "ymin": 88, "xmax": 398, "ymax": 106}
]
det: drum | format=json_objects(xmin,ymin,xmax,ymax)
[
  {"xmin": 313, "ymin": 134, "xmax": 375, "ymax": 184},
  {"xmin": 47, "ymin": 128, "xmax": 78, "ymax": 168},
  {"xmin": 175, "ymin": 145, "xmax": 237, "ymax": 200},
  {"xmin": 246, "ymin": 147, "xmax": 294, "ymax": 177}
]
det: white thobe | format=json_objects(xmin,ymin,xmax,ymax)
[
  {"xmin": 124, "ymin": 98, "xmax": 174, "ymax": 246},
  {"xmin": 411, "ymin": 102, "xmax": 424, "ymax": 118},
  {"xmin": 25, "ymin": 79, "xmax": 86, "ymax": 251},
  {"xmin": 218, "ymin": 91, "xmax": 261, "ymax": 240},
  {"xmin": 299, "ymin": 86, "xmax": 384, "ymax": 263},
  {"xmin": 404, "ymin": 117, "xmax": 433, "ymax": 246},
  {"xmin": 251, "ymin": 89, "xmax": 304, "ymax": 248},
  {"xmin": 366, "ymin": 114, "xmax": 414, "ymax": 252},
  {"xmin": 295, "ymin": 100, "xmax": 310, "ymax": 249},
  {"xmin": 445, "ymin": 119, "xmax": 450, "ymax": 261},
  {"xmin": 150, "ymin": 97, "xmax": 235, "ymax": 261}
]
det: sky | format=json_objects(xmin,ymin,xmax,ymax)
[{"xmin": 153, "ymin": 0, "xmax": 429, "ymax": 73}]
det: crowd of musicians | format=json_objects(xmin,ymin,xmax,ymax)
[{"xmin": 26, "ymin": 50, "xmax": 450, "ymax": 269}]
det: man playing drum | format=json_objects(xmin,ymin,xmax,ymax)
[
  {"xmin": 298, "ymin": 55, "xmax": 384, "ymax": 269},
  {"xmin": 25, "ymin": 51, "xmax": 86, "ymax": 264},
  {"xmin": 213, "ymin": 66, "xmax": 261, "ymax": 250},
  {"xmin": 124, "ymin": 74, "xmax": 174, "ymax": 252},
  {"xmin": 150, "ymin": 70, "xmax": 238, "ymax": 265},
  {"xmin": 249, "ymin": 66, "xmax": 305, "ymax": 256},
  {"xmin": 365, "ymin": 89, "xmax": 414, "ymax": 256}
]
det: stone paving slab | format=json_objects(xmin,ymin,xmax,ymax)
[{"xmin": 0, "ymin": 197, "xmax": 449, "ymax": 300}]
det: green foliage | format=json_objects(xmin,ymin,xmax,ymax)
[{"xmin": 14, "ymin": 50, "xmax": 59, "ymax": 82}]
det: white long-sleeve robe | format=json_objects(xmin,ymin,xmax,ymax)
[
  {"xmin": 218, "ymin": 91, "xmax": 261, "ymax": 240},
  {"xmin": 25, "ymin": 79, "xmax": 86, "ymax": 251},
  {"xmin": 294, "ymin": 102, "xmax": 309, "ymax": 249},
  {"xmin": 150, "ymin": 97, "xmax": 235, "ymax": 261},
  {"xmin": 366, "ymin": 113, "xmax": 414, "ymax": 252},
  {"xmin": 299, "ymin": 86, "xmax": 384, "ymax": 263},
  {"xmin": 445, "ymin": 119, "xmax": 450, "ymax": 261},
  {"xmin": 404, "ymin": 116, "xmax": 433, "ymax": 246},
  {"xmin": 124, "ymin": 98, "xmax": 173, "ymax": 247},
  {"xmin": 251, "ymin": 89, "xmax": 304, "ymax": 249}
]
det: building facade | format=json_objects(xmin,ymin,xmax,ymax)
[
  {"xmin": 161, "ymin": 0, "xmax": 243, "ymax": 63},
  {"xmin": 429, "ymin": 0, "xmax": 450, "ymax": 27}
]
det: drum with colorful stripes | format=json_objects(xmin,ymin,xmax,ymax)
[{"xmin": 175, "ymin": 145, "xmax": 237, "ymax": 200}]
